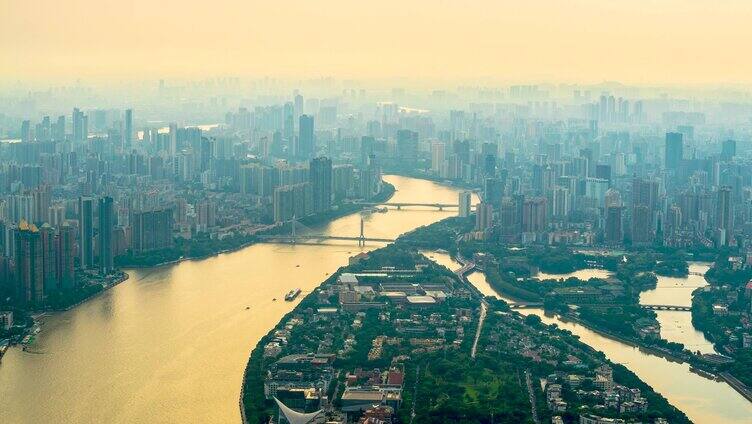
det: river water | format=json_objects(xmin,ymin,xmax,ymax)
[
  {"xmin": 639, "ymin": 262, "xmax": 716, "ymax": 355},
  {"xmin": 0, "ymin": 176, "xmax": 469, "ymax": 424},
  {"xmin": 452, "ymin": 261, "xmax": 752, "ymax": 423},
  {"xmin": 3, "ymin": 178, "xmax": 747, "ymax": 423}
]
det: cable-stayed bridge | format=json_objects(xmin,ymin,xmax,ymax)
[{"xmin": 257, "ymin": 215, "xmax": 395, "ymax": 246}]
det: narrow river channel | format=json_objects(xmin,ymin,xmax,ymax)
[{"xmin": 427, "ymin": 252, "xmax": 752, "ymax": 424}]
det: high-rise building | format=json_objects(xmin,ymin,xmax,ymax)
[
  {"xmin": 631, "ymin": 205, "xmax": 652, "ymax": 245},
  {"xmin": 358, "ymin": 165, "xmax": 381, "ymax": 200},
  {"xmin": 605, "ymin": 206, "xmax": 623, "ymax": 245},
  {"xmin": 721, "ymin": 139, "xmax": 737, "ymax": 162},
  {"xmin": 297, "ymin": 115, "xmax": 315, "ymax": 159},
  {"xmin": 15, "ymin": 220, "xmax": 44, "ymax": 304},
  {"xmin": 332, "ymin": 165, "xmax": 354, "ymax": 202},
  {"xmin": 20, "ymin": 120, "xmax": 31, "ymax": 142},
  {"xmin": 294, "ymin": 94, "xmax": 304, "ymax": 119},
  {"xmin": 665, "ymin": 132, "xmax": 683, "ymax": 170},
  {"xmin": 124, "ymin": 108, "xmax": 133, "ymax": 148},
  {"xmin": 98, "ymin": 197, "xmax": 114, "ymax": 273},
  {"xmin": 273, "ymin": 183, "xmax": 313, "ymax": 223},
  {"xmin": 522, "ymin": 197, "xmax": 547, "ymax": 234},
  {"xmin": 56, "ymin": 223, "xmax": 76, "ymax": 289},
  {"xmin": 552, "ymin": 186, "xmax": 570, "ymax": 219},
  {"xmin": 475, "ymin": 202, "xmax": 493, "ymax": 232},
  {"xmin": 196, "ymin": 201, "xmax": 217, "ymax": 233},
  {"xmin": 310, "ymin": 157, "xmax": 333, "ymax": 214},
  {"xmin": 396, "ymin": 130, "xmax": 418, "ymax": 165},
  {"xmin": 131, "ymin": 208, "xmax": 174, "ymax": 253},
  {"xmin": 283, "ymin": 102, "xmax": 295, "ymax": 141},
  {"xmin": 40, "ymin": 224, "xmax": 57, "ymax": 294},
  {"xmin": 53, "ymin": 115, "xmax": 66, "ymax": 141},
  {"xmin": 72, "ymin": 108, "xmax": 84, "ymax": 141},
  {"xmin": 499, "ymin": 197, "xmax": 519, "ymax": 242},
  {"xmin": 716, "ymin": 186, "xmax": 733, "ymax": 246},
  {"xmin": 79, "ymin": 197, "xmax": 95, "ymax": 269},
  {"xmin": 431, "ymin": 142, "xmax": 446, "ymax": 174},
  {"xmin": 459, "ymin": 191, "xmax": 472, "ymax": 218},
  {"xmin": 483, "ymin": 177, "xmax": 504, "ymax": 209}
]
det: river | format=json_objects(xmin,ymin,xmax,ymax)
[
  {"xmin": 639, "ymin": 262, "xmax": 716, "ymax": 355},
  {"xmin": 0, "ymin": 175, "xmax": 470, "ymax": 424},
  {"xmin": 437, "ymin": 256, "xmax": 752, "ymax": 423}
]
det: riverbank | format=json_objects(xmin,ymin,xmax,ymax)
[
  {"xmin": 481, "ymin": 268, "xmax": 752, "ymax": 405},
  {"xmin": 0, "ymin": 176, "xmax": 496, "ymax": 424},
  {"xmin": 5, "ymin": 183, "xmax": 396, "ymax": 354},
  {"xmin": 239, "ymin": 227, "xmax": 690, "ymax": 423},
  {"xmin": 117, "ymin": 181, "xmax": 396, "ymax": 270},
  {"xmin": 61, "ymin": 271, "xmax": 130, "ymax": 312}
]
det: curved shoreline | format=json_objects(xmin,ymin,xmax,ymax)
[
  {"xmin": 19, "ymin": 182, "xmax": 397, "ymax": 351},
  {"xmin": 119, "ymin": 182, "xmax": 396, "ymax": 270}
]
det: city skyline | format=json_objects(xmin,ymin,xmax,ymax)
[{"xmin": 4, "ymin": 2, "xmax": 752, "ymax": 424}]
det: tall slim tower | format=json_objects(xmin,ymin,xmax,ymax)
[
  {"xmin": 665, "ymin": 132, "xmax": 683, "ymax": 170},
  {"xmin": 459, "ymin": 191, "xmax": 472, "ymax": 217},
  {"xmin": 15, "ymin": 221, "xmax": 44, "ymax": 304},
  {"xmin": 124, "ymin": 109, "xmax": 133, "ymax": 149},
  {"xmin": 79, "ymin": 197, "xmax": 95, "ymax": 269},
  {"xmin": 310, "ymin": 157, "xmax": 332, "ymax": 214},
  {"xmin": 297, "ymin": 115, "xmax": 314, "ymax": 159},
  {"xmin": 98, "ymin": 197, "xmax": 114, "ymax": 274},
  {"xmin": 56, "ymin": 223, "xmax": 76, "ymax": 289},
  {"xmin": 716, "ymin": 186, "xmax": 733, "ymax": 246}
]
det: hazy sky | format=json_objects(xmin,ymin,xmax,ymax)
[{"xmin": 2, "ymin": 0, "xmax": 752, "ymax": 84}]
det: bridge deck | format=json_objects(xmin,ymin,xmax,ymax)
[{"xmin": 258, "ymin": 235, "xmax": 395, "ymax": 243}]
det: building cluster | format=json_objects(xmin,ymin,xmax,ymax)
[
  {"xmin": 258, "ymin": 259, "xmax": 476, "ymax": 423},
  {"xmin": 546, "ymin": 365, "xmax": 650, "ymax": 421},
  {"xmin": 693, "ymin": 277, "xmax": 752, "ymax": 362},
  {"xmin": 1, "ymin": 94, "xmax": 392, "ymax": 308},
  {"xmin": 446, "ymin": 129, "xmax": 750, "ymax": 249},
  {"xmin": 481, "ymin": 308, "xmax": 666, "ymax": 424}
]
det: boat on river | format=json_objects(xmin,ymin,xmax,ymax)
[{"xmin": 284, "ymin": 289, "xmax": 301, "ymax": 301}]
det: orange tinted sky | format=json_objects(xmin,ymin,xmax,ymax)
[{"xmin": 2, "ymin": 0, "xmax": 752, "ymax": 84}]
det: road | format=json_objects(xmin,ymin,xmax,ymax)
[
  {"xmin": 451, "ymin": 254, "xmax": 487, "ymax": 359},
  {"xmin": 471, "ymin": 301, "xmax": 487, "ymax": 359},
  {"xmin": 409, "ymin": 364, "xmax": 421, "ymax": 424},
  {"xmin": 525, "ymin": 369, "xmax": 540, "ymax": 424}
]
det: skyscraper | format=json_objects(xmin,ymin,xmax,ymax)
[
  {"xmin": 459, "ymin": 191, "xmax": 472, "ymax": 218},
  {"xmin": 131, "ymin": 208, "xmax": 174, "ymax": 253},
  {"xmin": 297, "ymin": 115, "xmax": 315, "ymax": 159},
  {"xmin": 310, "ymin": 157, "xmax": 333, "ymax": 214},
  {"xmin": 294, "ymin": 94, "xmax": 304, "ymax": 119},
  {"xmin": 40, "ymin": 224, "xmax": 57, "ymax": 294},
  {"xmin": 56, "ymin": 223, "xmax": 76, "ymax": 289},
  {"xmin": 522, "ymin": 197, "xmax": 547, "ymax": 234},
  {"xmin": 396, "ymin": 129, "xmax": 418, "ymax": 165},
  {"xmin": 431, "ymin": 142, "xmax": 446, "ymax": 174},
  {"xmin": 15, "ymin": 220, "xmax": 44, "ymax": 304},
  {"xmin": 475, "ymin": 202, "xmax": 493, "ymax": 232},
  {"xmin": 665, "ymin": 132, "xmax": 683, "ymax": 170},
  {"xmin": 283, "ymin": 102, "xmax": 295, "ymax": 141},
  {"xmin": 124, "ymin": 108, "xmax": 133, "ymax": 149},
  {"xmin": 20, "ymin": 120, "xmax": 31, "ymax": 142},
  {"xmin": 98, "ymin": 196, "xmax": 114, "ymax": 274},
  {"xmin": 716, "ymin": 186, "xmax": 733, "ymax": 246},
  {"xmin": 552, "ymin": 186, "xmax": 570, "ymax": 219},
  {"xmin": 631, "ymin": 205, "xmax": 652, "ymax": 245},
  {"xmin": 721, "ymin": 139, "xmax": 736, "ymax": 162},
  {"xmin": 79, "ymin": 197, "xmax": 95, "ymax": 269}
]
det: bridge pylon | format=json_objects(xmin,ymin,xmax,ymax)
[
  {"xmin": 358, "ymin": 216, "xmax": 365, "ymax": 247},
  {"xmin": 291, "ymin": 215, "xmax": 297, "ymax": 244}
]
